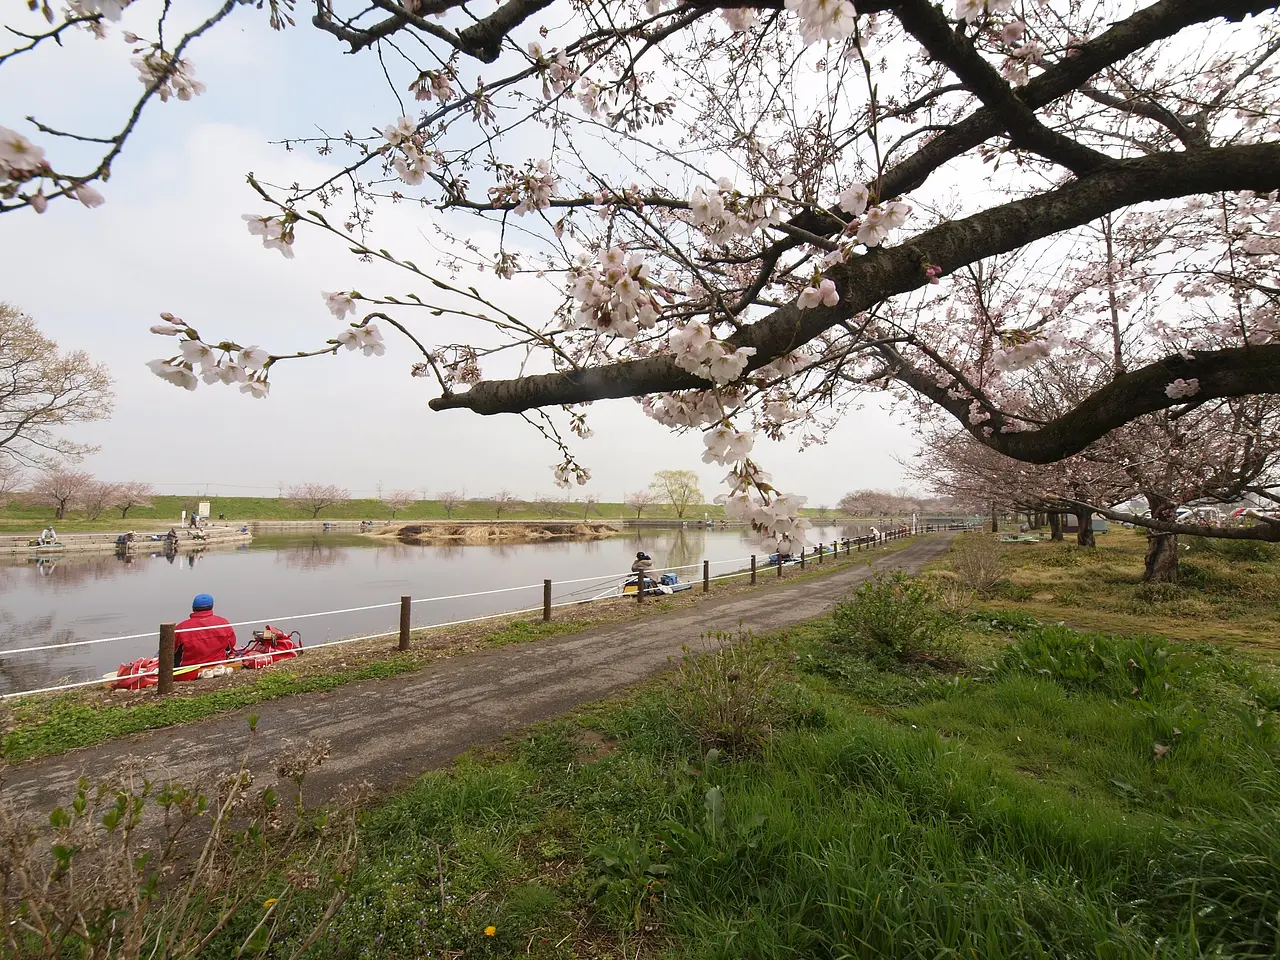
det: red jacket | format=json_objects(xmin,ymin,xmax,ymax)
[{"xmin": 173, "ymin": 609, "xmax": 237, "ymax": 677}]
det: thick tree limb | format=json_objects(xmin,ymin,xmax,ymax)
[
  {"xmin": 1058, "ymin": 498, "xmax": 1280, "ymax": 541},
  {"xmin": 430, "ymin": 142, "xmax": 1280, "ymax": 455}
]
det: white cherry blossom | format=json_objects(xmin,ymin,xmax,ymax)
[
  {"xmin": 1165, "ymin": 378, "xmax": 1201, "ymax": 399},
  {"xmin": 0, "ymin": 126, "xmax": 46, "ymax": 176},
  {"xmin": 72, "ymin": 183, "xmax": 105, "ymax": 208},
  {"xmin": 146, "ymin": 359, "xmax": 197, "ymax": 391},
  {"xmin": 798, "ymin": 278, "xmax": 840, "ymax": 310},
  {"xmin": 838, "ymin": 182, "xmax": 869, "ymax": 216},
  {"xmin": 240, "ymin": 378, "xmax": 270, "ymax": 399},
  {"xmin": 324, "ymin": 291, "xmax": 357, "ymax": 320},
  {"xmin": 178, "ymin": 338, "xmax": 216, "ymax": 371},
  {"xmin": 238, "ymin": 345, "xmax": 269, "ymax": 369}
]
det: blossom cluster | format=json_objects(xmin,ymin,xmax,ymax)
[
  {"xmin": 382, "ymin": 116, "xmax": 435, "ymax": 185},
  {"xmin": 409, "ymin": 67, "xmax": 457, "ymax": 103},
  {"xmin": 689, "ymin": 178, "xmax": 786, "ymax": 245},
  {"xmin": 1, "ymin": 125, "xmax": 105, "ymax": 211},
  {"xmin": 956, "ymin": 0, "xmax": 1012, "ymax": 23},
  {"xmin": 643, "ymin": 389, "xmax": 742, "ymax": 428},
  {"xmin": 1165, "ymin": 378, "xmax": 1201, "ymax": 399},
  {"xmin": 718, "ymin": 460, "xmax": 812, "ymax": 549},
  {"xmin": 334, "ymin": 323, "xmax": 385, "ymax": 356},
  {"xmin": 147, "ymin": 316, "xmax": 271, "ymax": 397},
  {"xmin": 784, "ymin": 0, "xmax": 858, "ymax": 45},
  {"xmin": 669, "ymin": 321, "xmax": 757, "ymax": 385},
  {"xmin": 568, "ymin": 247, "xmax": 662, "ymax": 338},
  {"xmin": 552, "ymin": 461, "xmax": 591, "ymax": 488},
  {"xmin": 991, "ymin": 332, "xmax": 1062, "ymax": 372},
  {"xmin": 133, "ymin": 51, "xmax": 206, "ymax": 102},
  {"xmin": 702, "ymin": 423, "xmax": 754, "ymax": 465},
  {"xmin": 487, "ymin": 159, "xmax": 558, "ymax": 216},
  {"xmin": 243, "ymin": 213, "xmax": 295, "ymax": 258}
]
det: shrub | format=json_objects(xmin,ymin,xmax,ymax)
[
  {"xmin": 949, "ymin": 534, "xmax": 1008, "ymax": 596},
  {"xmin": 831, "ymin": 572, "xmax": 955, "ymax": 666},
  {"xmin": 670, "ymin": 630, "xmax": 778, "ymax": 755},
  {"xmin": 1134, "ymin": 581, "xmax": 1182, "ymax": 604},
  {"xmin": 0, "ymin": 728, "xmax": 357, "ymax": 960}
]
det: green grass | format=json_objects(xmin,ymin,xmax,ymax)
[
  {"xmin": 233, "ymin": 606, "xmax": 1280, "ymax": 960},
  {"xmin": 0, "ymin": 493, "xmax": 901, "ymax": 531},
  {"xmin": 931, "ymin": 529, "xmax": 1280, "ymax": 649}
]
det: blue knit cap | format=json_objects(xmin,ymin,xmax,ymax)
[{"xmin": 192, "ymin": 593, "xmax": 214, "ymax": 611}]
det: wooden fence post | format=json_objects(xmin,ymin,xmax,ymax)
[
  {"xmin": 157, "ymin": 623, "xmax": 175, "ymax": 695},
  {"xmin": 637, "ymin": 571, "xmax": 644, "ymax": 603},
  {"xmin": 399, "ymin": 596, "xmax": 411, "ymax": 651},
  {"xmin": 799, "ymin": 548, "xmax": 805, "ymax": 570},
  {"xmin": 750, "ymin": 555, "xmax": 757, "ymax": 584},
  {"xmin": 703, "ymin": 559, "xmax": 709, "ymax": 593},
  {"xmin": 543, "ymin": 579, "xmax": 552, "ymax": 622},
  {"xmin": 818, "ymin": 543, "xmax": 823, "ymax": 564},
  {"xmin": 776, "ymin": 553, "xmax": 783, "ymax": 578}
]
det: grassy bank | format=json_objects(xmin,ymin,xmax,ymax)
[
  {"xmin": 1, "ymin": 540, "xmax": 908, "ymax": 762},
  {"xmin": 964, "ymin": 527, "xmax": 1280, "ymax": 649},
  {"xmin": 199, "ymin": 573, "xmax": 1279, "ymax": 959},
  {"xmin": 0, "ymin": 494, "xmax": 903, "ymax": 531}
]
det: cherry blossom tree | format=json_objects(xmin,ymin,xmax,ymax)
[
  {"xmin": 434, "ymin": 490, "xmax": 463, "ymax": 519},
  {"xmin": 534, "ymin": 492, "xmax": 568, "ymax": 516},
  {"xmin": 31, "ymin": 468, "xmax": 93, "ymax": 519},
  {"xmin": 650, "ymin": 470, "xmax": 703, "ymax": 519},
  {"xmin": 80, "ymin": 480, "xmax": 119, "ymax": 521},
  {"xmin": 0, "ymin": 462, "xmax": 22, "ymax": 499},
  {"xmin": 285, "ymin": 483, "xmax": 350, "ymax": 519},
  {"xmin": 382, "ymin": 488, "xmax": 417, "ymax": 518},
  {"xmin": 8, "ymin": 0, "xmax": 1280, "ymax": 551},
  {"xmin": 489, "ymin": 489, "xmax": 518, "ymax": 519},
  {"xmin": 111, "ymin": 481, "xmax": 154, "ymax": 518},
  {"xmin": 0, "ymin": 304, "xmax": 112, "ymax": 467},
  {"xmin": 626, "ymin": 489, "xmax": 656, "ymax": 518}
]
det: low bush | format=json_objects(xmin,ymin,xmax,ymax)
[
  {"xmin": 670, "ymin": 630, "xmax": 778, "ymax": 755},
  {"xmin": 948, "ymin": 534, "xmax": 1009, "ymax": 596},
  {"xmin": 831, "ymin": 572, "xmax": 956, "ymax": 666}
]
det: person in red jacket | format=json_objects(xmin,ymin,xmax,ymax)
[{"xmin": 174, "ymin": 593, "xmax": 237, "ymax": 679}]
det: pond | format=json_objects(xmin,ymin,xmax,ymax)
[{"xmin": 0, "ymin": 524, "xmax": 867, "ymax": 695}]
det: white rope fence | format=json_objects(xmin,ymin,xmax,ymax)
[{"xmin": 0, "ymin": 530, "xmax": 918, "ymax": 700}]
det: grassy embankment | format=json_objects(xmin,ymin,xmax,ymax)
[
  {"xmin": 0, "ymin": 495, "xmax": 878, "ymax": 532},
  {"xmin": 2, "ymin": 538, "xmax": 914, "ymax": 762},
  {"xmin": 202, "ymin": 528, "xmax": 1279, "ymax": 959},
  {"xmin": 12, "ymin": 529, "xmax": 1280, "ymax": 958}
]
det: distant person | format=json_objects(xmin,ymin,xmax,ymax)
[
  {"xmin": 174, "ymin": 594, "xmax": 237, "ymax": 678},
  {"xmin": 39, "ymin": 525, "xmax": 57, "ymax": 544},
  {"xmin": 631, "ymin": 551, "xmax": 653, "ymax": 573}
]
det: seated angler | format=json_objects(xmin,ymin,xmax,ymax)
[{"xmin": 174, "ymin": 593, "xmax": 237, "ymax": 678}]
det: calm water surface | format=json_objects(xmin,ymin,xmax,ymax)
[{"xmin": 0, "ymin": 525, "xmax": 864, "ymax": 694}]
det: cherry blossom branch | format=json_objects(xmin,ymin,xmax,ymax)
[{"xmin": 1058, "ymin": 497, "xmax": 1280, "ymax": 541}]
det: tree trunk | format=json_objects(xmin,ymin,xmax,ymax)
[
  {"xmin": 1048, "ymin": 512, "xmax": 1063, "ymax": 541},
  {"xmin": 54, "ymin": 504, "xmax": 65, "ymax": 520},
  {"xmin": 1143, "ymin": 494, "xmax": 1179, "ymax": 583},
  {"xmin": 1074, "ymin": 509, "xmax": 1095, "ymax": 547},
  {"xmin": 120, "ymin": 505, "xmax": 132, "ymax": 519},
  {"xmin": 1030, "ymin": 512, "xmax": 1044, "ymax": 530},
  {"xmin": 990, "ymin": 502, "xmax": 999, "ymax": 533}
]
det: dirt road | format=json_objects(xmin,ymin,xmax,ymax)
[{"xmin": 4, "ymin": 534, "xmax": 954, "ymax": 811}]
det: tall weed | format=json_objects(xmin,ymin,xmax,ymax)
[
  {"xmin": 949, "ymin": 534, "xmax": 1009, "ymax": 596},
  {"xmin": 670, "ymin": 630, "xmax": 778, "ymax": 755},
  {"xmin": 831, "ymin": 572, "xmax": 955, "ymax": 666}
]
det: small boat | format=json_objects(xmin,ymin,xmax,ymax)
[
  {"xmin": 765, "ymin": 552, "xmax": 803, "ymax": 566},
  {"xmin": 621, "ymin": 573, "xmax": 694, "ymax": 596}
]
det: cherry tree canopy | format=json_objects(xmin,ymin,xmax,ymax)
[{"xmin": 4, "ymin": 0, "xmax": 1279, "ymax": 546}]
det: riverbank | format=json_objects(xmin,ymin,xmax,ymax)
[
  {"xmin": 0, "ymin": 524, "xmax": 251, "ymax": 558},
  {"xmin": 0, "ymin": 534, "xmax": 924, "ymax": 765}
]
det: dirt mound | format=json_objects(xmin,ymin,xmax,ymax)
[{"xmin": 385, "ymin": 521, "xmax": 618, "ymax": 545}]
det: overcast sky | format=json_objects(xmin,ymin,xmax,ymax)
[{"xmin": 1, "ymin": 3, "xmax": 919, "ymax": 503}]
